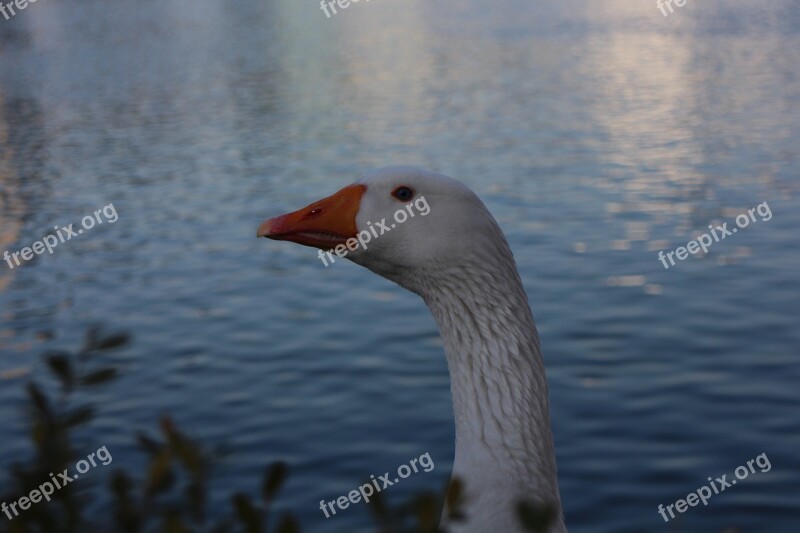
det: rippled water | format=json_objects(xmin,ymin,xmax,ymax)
[{"xmin": 1, "ymin": 1, "xmax": 799, "ymax": 531}]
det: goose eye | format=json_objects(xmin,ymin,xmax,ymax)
[{"xmin": 392, "ymin": 186, "xmax": 415, "ymax": 202}]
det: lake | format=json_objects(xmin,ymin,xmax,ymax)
[{"xmin": 1, "ymin": 0, "xmax": 798, "ymax": 531}]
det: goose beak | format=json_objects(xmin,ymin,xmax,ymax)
[{"xmin": 257, "ymin": 183, "xmax": 366, "ymax": 249}]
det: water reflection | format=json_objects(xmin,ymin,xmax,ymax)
[{"xmin": 0, "ymin": 1, "xmax": 798, "ymax": 532}]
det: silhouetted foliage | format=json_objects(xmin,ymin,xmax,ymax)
[
  {"xmin": 0, "ymin": 329, "xmax": 556, "ymax": 533},
  {"xmin": 516, "ymin": 501, "xmax": 558, "ymax": 533}
]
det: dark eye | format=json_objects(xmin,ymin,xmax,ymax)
[{"xmin": 392, "ymin": 186, "xmax": 415, "ymax": 202}]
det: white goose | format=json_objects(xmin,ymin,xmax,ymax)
[{"xmin": 258, "ymin": 167, "xmax": 566, "ymax": 533}]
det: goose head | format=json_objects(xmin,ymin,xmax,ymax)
[
  {"xmin": 257, "ymin": 166, "xmax": 510, "ymax": 293},
  {"xmin": 257, "ymin": 166, "xmax": 565, "ymax": 533}
]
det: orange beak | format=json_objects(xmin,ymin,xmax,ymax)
[{"xmin": 257, "ymin": 184, "xmax": 366, "ymax": 249}]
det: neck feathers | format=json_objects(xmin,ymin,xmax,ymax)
[{"xmin": 419, "ymin": 244, "xmax": 564, "ymax": 531}]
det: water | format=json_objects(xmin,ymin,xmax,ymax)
[{"xmin": 1, "ymin": 0, "xmax": 799, "ymax": 531}]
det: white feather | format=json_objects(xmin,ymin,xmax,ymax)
[{"xmin": 348, "ymin": 167, "xmax": 567, "ymax": 533}]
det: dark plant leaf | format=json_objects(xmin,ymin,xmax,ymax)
[
  {"xmin": 145, "ymin": 451, "xmax": 174, "ymax": 496},
  {"xmin": 276, "ymin": 513, "xmax": 300, "ymax": 533},
  {"xmin": 111, "ymin": 472, "xmax": 142, "ymax": 533},
  {"xmin": 64, "ymin": 405, "xmax": 95, "ymax": 427},
  {"xmin": 111, "ymin": 471, "xmax": 132, "ymax": 498},
  {"xmin": 262, "ymin": 461, "xmax": 288, "ymax": 503},
  {"xmin": 45, "ymin": 354, "xmax": 74, "ymax": 390},
  {"xmin": 135, "ymin": 431, "xmax": 163, "ymax": 456},
  {"xmin": 444, "ymin": 477, "xmax": 466, "ymax": 521},
  {"xmin": 516, "ymin": 501, "xmax": 556, "ymax": 533},
  {"xmin": 175, "ymin": 439, "xmax": 205, "ymax": 478},
  {"xmin": 232, "ymin": 493, "xmax": 262, "ymax": 533},
  {"xmin": 161, "ymin": 419, "xmax": 206, "ymax": 478},
  {"xmin": 30, "ymin": 419, "xmax": 47, "ymax": 447},
  {"xmin": 210, "ymin": 521, "xmax": 234, "ymax": 533},
  {"xmin": 414, "ymin": 493, "xmax": 439, "ymax": 531},
  {"xmin": 80, "ymin": 368, "xmax": 118, "ymax": 386},
  {"xmin": 26, "ymin": 382, "xmax": 51, "ymax": 418},
  {"xmin": 367, "ymin": 488, "xmax": 390, "ymax": 525},
  {"xmin": 186, "ymin": 480, "xmax": 206, "ymax": 524},
  {"xmin": 84, "ymin": 326, "xmax": 101, "ymax": 352},
  {"xmin": 163, "ymin": 510, "xmax": 190, "ymax": 533},
  {"xmin": 94, "ymin": 333, "xmax": 130, "ymax": 351}
]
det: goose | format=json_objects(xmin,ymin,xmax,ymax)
[{"xmin": 257, "ymin": 167, "xmax": 566, "ymax": 533}]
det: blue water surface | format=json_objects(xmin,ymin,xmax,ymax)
[{"xmin": 1, "ymin": 1, "xmax": 798, "ymax": 531}]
